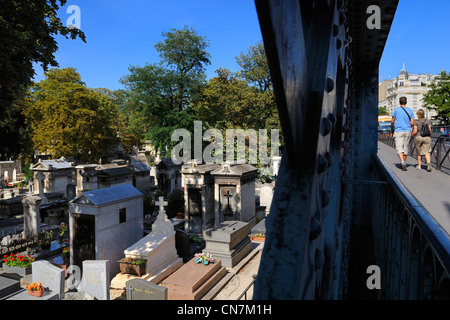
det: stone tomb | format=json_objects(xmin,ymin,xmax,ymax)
[
  {"xmin": 211, "ymin": 164, "xmax": 257, "ymax": 226},
  {"xmin": 161, "ymin": 258, "xmax": 226, "ymax": 300},
  {"xmin": 202, "ymin": 221, "xmax": 251, "ymax": 268},
  {"xmin": 69, "ymin": 184, "xmax": 144, "ymax": 280},
  {"xmin": 182, "ymin": 162, "xmax": 220, "ymax": 233},
  {"xmin": 115, "ymin": 197, "xmax": 182, "ymax": 286}
]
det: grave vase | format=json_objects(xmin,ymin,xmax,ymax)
[
  {"xmin": 118, "ymin": 258, "xmax": 146, "ymax": 277},
  {"xmin": 27, "ymin": 289, "xmax": 44, "ymax": 298}
]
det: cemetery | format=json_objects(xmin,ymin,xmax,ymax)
[{"xmin": 0, "ymin": 144, "xmax": 275, "ymax": 300}]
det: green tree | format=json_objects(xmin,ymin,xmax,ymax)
[
  {"xmin": 379, "ymin": 107, "xmax": 389, "ymax": 115},
  {"xmin": 193, "ymin": 42, "xmax": 282, "ymax": 168},
  {"xmin": 423, "ymin": 70, "xmax": 450, "ymax": 125},
  {"xmin": 23, "ymin": 68, "xmax": 117, "ymax": 163},
  {"xmin": 236, "ymin": 40, "xmax": 272, "ymax": 93},
  {"xmin": 0, "ymin": 0, "xmax": 86, "ymax": 117},
  {"xmin": 120, "ymin": 26, "xmax": 211, "ymax": 154}
]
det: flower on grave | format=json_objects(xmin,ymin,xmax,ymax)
[
  {"xmin": 62, "ymin": 246, "xmax": 70, "ymax": 259},
  {"xmin": 27, "ymin": 282, "xmax": 44, "ymax": 292},
  {"xmin": 3, "ymin": 252, "xmax": 35, "ymax": 268},
  {"xmin": 59, "ymin": 223, "xmax": 68, "ymax": 236},
  {"xmin": 194, "ymin": 253, "xmax": 215, "ymax": 266}
]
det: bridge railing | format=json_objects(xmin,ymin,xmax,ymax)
[
  {"xmin": 378, "ymin": 133, "xmax": 450, "ymax": 173},
  {"xmin": 371, "ymin": 153, "xmax": 450, "ymax": 299}
]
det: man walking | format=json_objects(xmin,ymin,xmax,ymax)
[{"xmin": 391, "ymin": 97, "xmax": 414, "ymax": 171}]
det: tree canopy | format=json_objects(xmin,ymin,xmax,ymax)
[
  {"xmin": 0, "ymin": 0, "xmax": 86, "ymax": 117},
  {"xmin": 423, "ymin": 70, "xmax": 450, "ymax": 125},
  {"xmin": 120, "ymin": 26, "xmax": 211, "ymax": 154},
  {"xmin": 23, "ymin": 68, "xmax": 118, "ymax": 163}
]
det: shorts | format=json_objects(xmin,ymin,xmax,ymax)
[
  {"xmin": 394, "ymin": 131, "xmax": 412, "ymax": 155},
  {"xmin": 415, "ymin": 136, "xmax": 432, "ymax": 156}
]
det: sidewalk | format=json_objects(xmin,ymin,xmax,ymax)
[{"xmin": 377, "ymin": 142, "xmax": 450, "ymax": 235}]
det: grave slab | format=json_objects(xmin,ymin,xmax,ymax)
[
  {"xmin": 161, "ymin": 258, "xmax": 226, "ymax": 300},
  {"xmin": 0, "ymin": 276, "xmax": 21, "ymax": 299},
  {"xmin": 7, "ymin": 289, "xmax": 59, "ymax": 300}
]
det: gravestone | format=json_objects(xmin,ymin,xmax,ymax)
[
  {"xmin": 202, "ymin": 221, "xmax": 251, "ymax": 268},
  {"xmin": 22, "ymin": 193, "xmax": 42, "ymax": 237},
  {"xmin": 259, "ymin": 184, "xmax": 274, "ymax": 216},
  {"xmin": 119, "ymin": 197, "xmax": 182, "ymax": 285},
  {"xmin": 175, "ymin": 229, "xmax": 190, "ymax": 262},
  {"xmin": 65, "ymin": 183, "xmax": 76, "ymax": 201},
  {"xmin": 126, "ymin": 279, "xmax": 167, "ymax": 300},
  {"xmin": 35, "ymin": 171, "xmax": 48, "ymax": 204},
  {"xmin": 32, "ymin": 260, "xmax": 65, "ymax": 300},
  {"xmin": 77, "ymin": 260, "xmax": 110, "ymax": 300}
]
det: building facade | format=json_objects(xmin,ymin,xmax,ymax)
[{"xmin": 380, "ymin": 64, "xmax": 439, "ymax": 120}]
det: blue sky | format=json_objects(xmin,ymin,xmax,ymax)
[
  {"xmin": 380, "ymin": 0, "xmax": 450, "ymax": 80},
  {"xmin": 32, "ymin": 0, "xmax": 450, "ymax": 90},
  {"xmin": 33, "ymin": 0, "xmax": 263, "ymax": 90}
]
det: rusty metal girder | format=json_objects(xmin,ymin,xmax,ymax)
[{"xmin": 253, "ymin": 0, "xmax": 398, "ymax": 299}]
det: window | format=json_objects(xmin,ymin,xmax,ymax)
[{"xmin": 119, "ymin": 208, "xmax": 126, "ymax": 224}]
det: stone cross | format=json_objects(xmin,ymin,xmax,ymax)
[
  {"xmin": 155, "ymin": 197, "xmax": 168, "ymax": 216},
  {"xmin": 153, "ymin": 197, "xmax": 173, "ymax": 234},
  {"xmin": 35, "ymin": 171, "xmax": 48, "ymax": 204},
  {"xmin": 224, "ymin": 190, "xmax": 233, "ymax": 211}
]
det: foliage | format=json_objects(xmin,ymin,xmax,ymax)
[
  {"xmin": 236, "ymin": 41, "xmax": 272, "ymax": 92},
  {"xmin": 3, "ymin": 253, "xmax": 35, "ymax": 268},
  {"xmin": 21, "ymin": 164, "xmax": 35, "ymax": 184},
  {"xmin": 0, "ymin": 100, "xmax": 33, "ymax": 160},
  {"xmin": 423, "ymin": 70, "xmax": 450, "ymax": 125},
  {"xmin": 122, "ymin": 257, "xmax": 146, "ymax": 265},
  {"xmin": 167, "ymin": 188, "xmax": 185, "ymax": 218},
  {"xmin": 23, "ymin": 68, "xmax": 118, "ymax": 163},
  {"xmin": 120, "ymin": 26, "xmax": 211, "ymax": 154},
  {"xmin": 39, "ymin": 230, "xmax": 54, "ymax": 247},
  {"xmin": 193, "ymin": 41, "xmax": 281, "ymax": 169},
  {"xmin": 62, "ymin": 242, "xmax": 70, "ymax": 259},
  {"xmin": 379, "ymin": 107, "xmax": 389, "ymax": 116},
  {"xmin": 0, "ymin": 0, "xmax": 85, "ymax": 118}
]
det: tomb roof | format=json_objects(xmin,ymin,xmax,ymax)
[
  {"xmin": 31, "ymin": 157, "xmax": 73, "ymax": 171},
  {"xmin": 211, "ymin": 163, "xmax": 258, "ymax": 176},
  {"xmin": 130, "ymin": 155, "xmax": 151, "ymax": 172},
  {"xmin": 71, "ymin": 184, "xmax": 142, "ymax": 206}
]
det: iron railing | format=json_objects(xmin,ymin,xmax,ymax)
[
  {"xmin": 372, "ymin": 154, "xmax": 450, "ymax": 299},
  {"xmin": 237, "ymin": 275, "xmax": 257, "ymax": 300},
  {"xmin": 379, "ymin": 133, "xmax": 450, "ymax": 173}
]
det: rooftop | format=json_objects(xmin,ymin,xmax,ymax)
[{"xmin": 71, "ymin": 184, "xmax": 143, "ymax": 206}]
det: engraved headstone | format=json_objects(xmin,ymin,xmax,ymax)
[
  {"xmin": 126, "ymin": 279, "xmax": 167, "ymax": 300},
  {"xmin": 77, "ymin": 260, "xmax": 110, "ymax": 300},
  {"xmin": 32, "ymin": 260, "xmax": 65, "ymax": 300}
]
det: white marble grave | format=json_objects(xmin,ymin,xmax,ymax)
[{"xmin": 113, "ymin": 197, "xmax": 182, "ymax": 287}]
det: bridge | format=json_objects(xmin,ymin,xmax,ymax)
[{"xmin": 252, "ymin": 0, "xmax": 450, "ymax": 300}]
